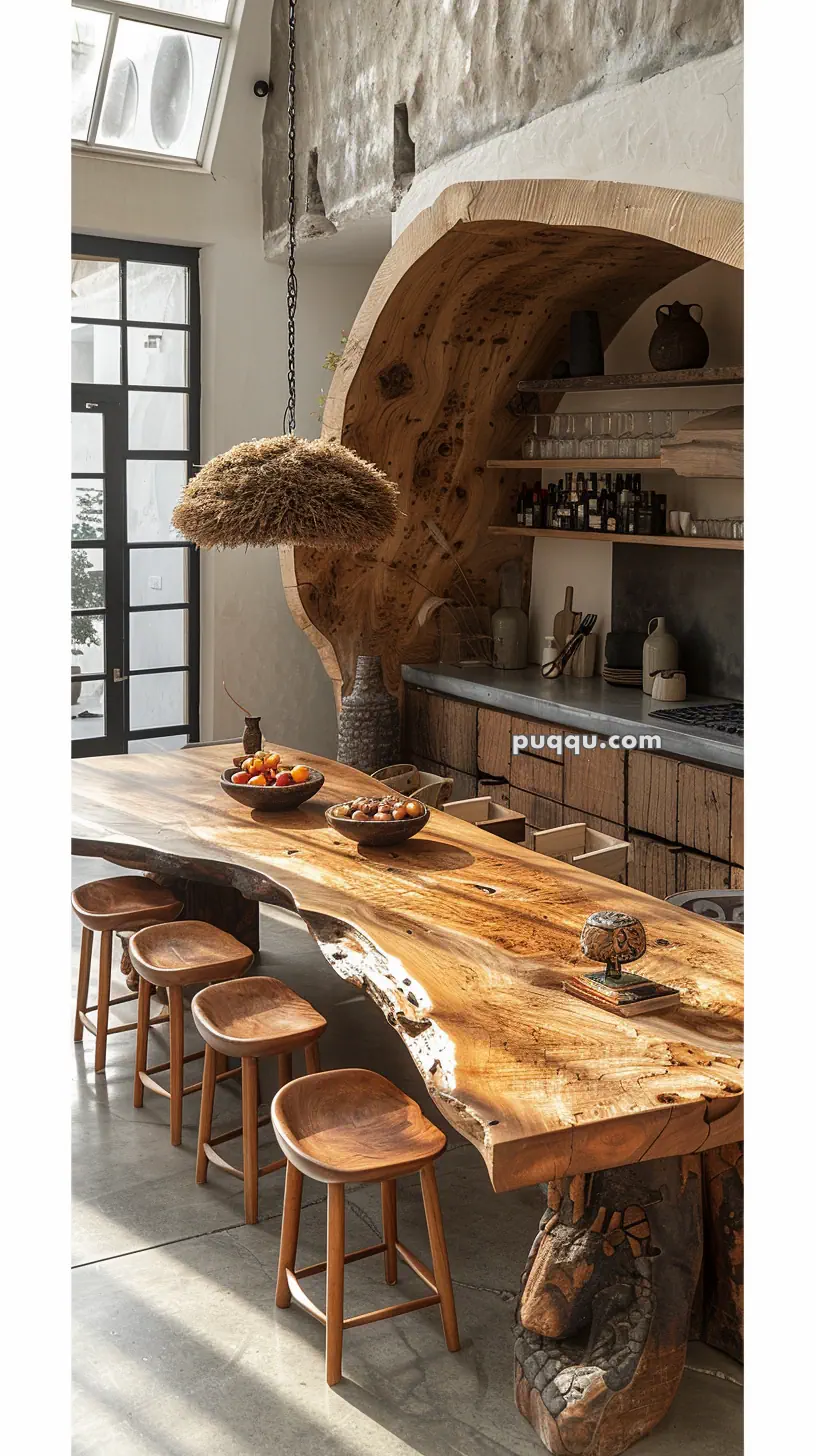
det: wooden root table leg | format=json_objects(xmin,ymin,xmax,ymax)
[
  {"xmin": 152, "ymin": 876, "xmax": 261, "ymax": 954},
  {"xmin": 514, "ymin": 1156, "xmax": 704, "ymax": 1456},
  {"xmin": 701, "ymin": 1143, "xmax": 743, "ymax": 1363}
]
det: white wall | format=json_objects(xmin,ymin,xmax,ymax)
[
  {"xmin": 72, "ymin": 0, "xmax": 387, "ymax": 757},
  {"xmin": 527, "ymin": 261, "xmax": 743, "ymax": 665},
  {"xmin": 393, "ymin": 44, "xmax": 743, "ymax": 241}
]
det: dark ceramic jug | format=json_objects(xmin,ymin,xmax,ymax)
[
  {"xmin": 242, "ymin": 716, "xmax": 262, "ymax": 756},
  {"xmin": 648, "ymin": 302, "xmax": 710, "ymax": 371}
]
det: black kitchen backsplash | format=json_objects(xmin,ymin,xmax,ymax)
[{"xmin": 611, "ymin": 545, "xmax": 743, "ymax": 699}]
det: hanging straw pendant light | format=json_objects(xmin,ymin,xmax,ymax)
[{"xmin": 172, "ymin": 0, "xmax": 399, "ymax": 553}]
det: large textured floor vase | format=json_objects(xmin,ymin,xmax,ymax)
[{"xmin": 336, "ymin": 655, "xmax": 401, "ymax": 774}]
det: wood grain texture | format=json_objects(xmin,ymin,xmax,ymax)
[
  {"xmin": 660, "ymin": 406, "xmax": 743, "ymax": 479},
  {"xmin": 73, "ymin": 744, "xmax": 743, "ymax": 1193},
  {"xmin": 677, "ymin": 764, "xmax": 731, "ymax": 862},
  {"xmin": 564, "ymin": 744, "xmax": 626, "ymax": 825},
  {"xmin": 515, "ymin": 1157, "xmax": 703, "ymax": 1456},
  {"xmin": 508, "ymin": 787, "xmax": 564, "ymax": 844},
  {"xmin": 281, "ymin": 179, "xmax": 742, "ymax": 699},
  {"xmin": 627, "ymin": 752, "xmax": 678, "ymax": 842},
  {"xmin": 627, "ymin": 835, "xmax": 679, "ymax": 901},
  {"xmin": 730, "ymin": 776, "xmax": 743, "ymax": 868},
  {"xmin": 478, "ymin": 707, "xmax": 513, "ymax": 779},
  {"xmin": 675, "ymin": 852, "xmax": 731, "ymax": 894}
]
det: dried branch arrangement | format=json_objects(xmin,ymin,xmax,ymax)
[{"xmin": 172, "ymin": 436, "xmax": 400, "ymax": 551}]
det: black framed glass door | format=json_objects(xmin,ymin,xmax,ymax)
[{"xmin": 71, "ymin": 236, "xmax": 200, "ymax": 757}]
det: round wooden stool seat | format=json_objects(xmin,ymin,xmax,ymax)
[
  {"xmin": 71, "ymin": 875, "xmax": 183, "ymax": 933},
  {"xmin": 192, "ymin": 976, "xmax": 326, "ymax": 1058},
  {"xmin": 272, "ymin": 1068, "xmax": 447, "ymax": 1185},
  {"xmin": 129, "ymin": 920, "xmax": 254, "ymax": 988}
]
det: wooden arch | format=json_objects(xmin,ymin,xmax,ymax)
[{"xmin": 280, "ymin": 179, "xmax": 743, "ymax": 704}]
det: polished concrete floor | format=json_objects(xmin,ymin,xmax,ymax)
[{"xmin": 72, "ymin": 858, "xmax": 743, "ymax": 1456}]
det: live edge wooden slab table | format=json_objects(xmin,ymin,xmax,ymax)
[{"xmin": 73, "ymin": 744, "xmax": 743, "ymax": 1456}]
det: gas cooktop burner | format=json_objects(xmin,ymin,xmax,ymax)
[{"xmin": 648, "ymin": 701, "xmax": 743, "ymax": 737}]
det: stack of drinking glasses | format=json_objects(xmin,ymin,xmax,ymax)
[
  {"xmin": 521, "ymin": 410, "xmax": 710, "ymax": 461},
  {"xmin": 690, "ymin": 518, "xmax": 744, "ymax": 540}
]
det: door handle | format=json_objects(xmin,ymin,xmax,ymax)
[{"xmin": 112, "ymin": 668, "xmax": 128, "ymax": 682}]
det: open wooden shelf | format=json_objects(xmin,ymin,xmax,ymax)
[
  {"xmin": 488, "ymin": 526, "xmax": 743, "ymax": 551},
  {"xmin": 516, "ymin": 366, "xmax": 744, "ymax": 393},
  {"xmin": 486, "ymin": 458, "xmax": 669, "ymax": 472}
]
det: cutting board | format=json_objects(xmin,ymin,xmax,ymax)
[{"xmin": 553, "ymin": 585, "xmax": 581, "ymax": 648}]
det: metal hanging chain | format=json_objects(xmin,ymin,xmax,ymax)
[{"xmin": 283, "ymin": 0, "xmax": 298, "ymax": 435}]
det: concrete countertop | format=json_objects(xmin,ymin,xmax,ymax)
[{"xmin": 402, "ymin": 663, "xmax": 743, "ymax": 772}]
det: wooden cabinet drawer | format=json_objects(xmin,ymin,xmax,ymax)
[
  {"xmin": 628, "ymin": 751, "xmax": 679, "ymax": 840},
  {"xmin": 509, "ymin": 788, "xmax": 563, "ymax": 844},
  {"xmin": 730, "ymin": 865, "xmax": 744, "ymax": 890},
  {"xmin": 627, "ymin": 834, "xmax": 679, "ymax": 900},
  {"xmin": 730, "ymin": 776, "xmax": 743, "ymax": 867},
  {"xmin": 477, "ymin": 707, "xmax": 512, "ymax": 779},
  {"xmin": 564, "ymin": 742, "xmax": 625, "ymax": 824},
  {"xmin": 509, "ymin": 730, "xmax": 563, "ymax": 800},
  {"xmin": 403, "ymin": 689, "xmax": 477, "ymax": 774},
  {"xmin": 677, "ymin": 763, "xmax": 731, "ymax": 860},
  {"xmin": 676, "ymin": 850, "xmax": 731, "ymax": 893}
]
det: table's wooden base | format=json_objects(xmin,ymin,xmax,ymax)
[{"xmin": 514, "ymin": 1148, "xmax": 742, "ymax": 1456}]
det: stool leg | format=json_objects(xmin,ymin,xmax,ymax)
[
  {"xmin": 276, "ymin": 1161, "xmax": 303, "ymax": 1308},
  {"xmin": 420, "ymin": 1162, "xmax": 460, "ymax": 1353},
  {"xmin": 304, "ymin": 1041, "xmax": 321, "ymax": 1075},
  {"xmin": 381, "ymin": 1179, "xmax": 398, "ymax": 1285},
  {"xmin": 196, "ymin": 1044, "xmax": 217, "ymax": 1184},
  {"xmin": 94, "ymin": 930, "xmax": 113, "ymax": 1075},
  {"xmin": 74, "ymin": 927, "xmax": 93, "ymax": 1042},
  {"xmin": 326, "ymin": 1183, "xmax": 346, "ymax": 1386},
  {"xmin": 168, "ymin": 985, "xmax": 185, "ymax": 1146},
  {"xmin": 241, "ymin": 1057, "xmax": 259, "ymax": 1224},
  {"xmin": 133, "ymin": 974, "xmax": 152, "ymax": 1109},
  {"xmin": 277, "ymin": 1051, "xmax": 293, "ymax": 1088}
]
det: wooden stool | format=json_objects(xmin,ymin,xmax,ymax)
[
  {"xmin": 129, "ymin": 920, "xmax": 254, "ymax": 1146},
  {"xmin": 72, "ymin": 875, "xmax": 183, "ymax": 1074},
  {"xmin": 272, "ymin": 1067, "xmax": 460, "ymax": 1385},
  {"xmin": 191, "ymin": 976, "xmax": 327, "ymax": 1225}
]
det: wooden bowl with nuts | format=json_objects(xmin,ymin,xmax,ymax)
[{"xmin": 325, "ymin": 793, "xmax": 430, "ymax": 847}]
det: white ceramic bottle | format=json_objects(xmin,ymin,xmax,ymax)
[{"xmin": 642, "ymin": 616, "xmax": 679, "ymax": 687}]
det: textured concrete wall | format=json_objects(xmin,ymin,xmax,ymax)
[{"xmin": 263, "ymin": 0, "xmax": 742, "ymax": 252}]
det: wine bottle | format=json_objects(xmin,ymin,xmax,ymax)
[
  {"xmin": 524, "ymin": 489, "xmax": 534, "ymax": 528},
  {"xmin": 532, "ymin": 488, "xmax": 544, "ymax": 529},
  {"xmin": 516, "ymin": 489, "xmax": 525, "ymax": 526}
]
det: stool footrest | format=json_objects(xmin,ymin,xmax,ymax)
[
  {"xmin": 202, "ymin": 1115, "xmax": 283, "ymax": 1181},
  {"xmin": 287, "ymin": 1239, "xmax": 441, "ymax": 1331},
  {"xmin": 80, "ymin": 1008, "xmax": 169, "ymax": 1038}
]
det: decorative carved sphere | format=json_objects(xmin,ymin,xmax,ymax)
[{"xmin": 580, "ymin": 911, "xmax": 647, "ymax": 980}]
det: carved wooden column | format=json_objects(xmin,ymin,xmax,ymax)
[{"xmin": 515, "ymin": 1157, "xmax": 704, "ymax": 1456}]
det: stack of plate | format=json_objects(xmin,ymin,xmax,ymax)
[{"xmin": 602, "ymin": 666, "xmax": 643, "ymax": 688}]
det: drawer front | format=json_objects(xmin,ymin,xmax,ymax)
[
  {"xmin": 509, "ymin": 737, "xmax": 564, "ymax": 801},
  {"xmin": 676, "ymin": 850, "xmax": 731, "ymax": 893},
  {"xmin": 564, "ymin": 742, "xmax": 625, "ymax": 824},
  {"xmin": 509, "ymin": 787, "xmax": 563, "ymax": 846},
  {"xmin": 677, "ymin": 763, "xmax": 731, "ymax": 861},
  {"xmin": 730, "ymin": 775, "xmax": 743, "ymax": 867},
  {"xmin": 628, "ymin": 751, "xmax": 679, "ymax": 841},
  {"xmin": 403, "ymin": 689, "xmax": 477, "ymax": 774},
  {"xmin": 477, "ymin": 707, "xmax": 512, "ymax": 779},
  {"xmin": 627, "ymin": 834, "xmax": 679, "ymax": 900}
]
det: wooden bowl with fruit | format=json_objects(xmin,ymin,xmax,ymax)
[
  {"xmin": 220, "ymin": 751, "xmax": 324, "ymax": 812},
  {"xmin": 325, "ymin": 793, "xmax": 429, "ymax": 847}
]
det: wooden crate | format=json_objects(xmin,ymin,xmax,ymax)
[
  {"xmin": 531, "ymin": 821, "xmax": 630, "ymax": 882},
  {"xmin": 442, "ymin": 796, "xmax": 526, "ymax": 843}
]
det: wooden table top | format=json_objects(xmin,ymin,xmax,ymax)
[{"xmin": 72, "ymin": 744, "xmax": 743, "ymax": 1192}]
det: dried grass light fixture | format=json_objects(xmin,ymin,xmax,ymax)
[
  {"xmin": 172, "ymin": 0, "xmax": 399, "ymax": 554},
  {"xmin": 172, "ymin": 436, "xmax": 400, "ymax": 551}
]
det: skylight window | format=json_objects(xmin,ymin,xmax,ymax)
[{"xmin": 71, "ymin": 3, "xmax": 240, "ymax": 165}]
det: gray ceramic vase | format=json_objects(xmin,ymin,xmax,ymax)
[{"xmin": 336, "ymin": 655, "xmax": 401, "ymax": 774}]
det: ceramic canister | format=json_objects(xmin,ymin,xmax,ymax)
[{"xmin": 642, "ymin": 617, "xmax": 679, "ymax": 684}]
